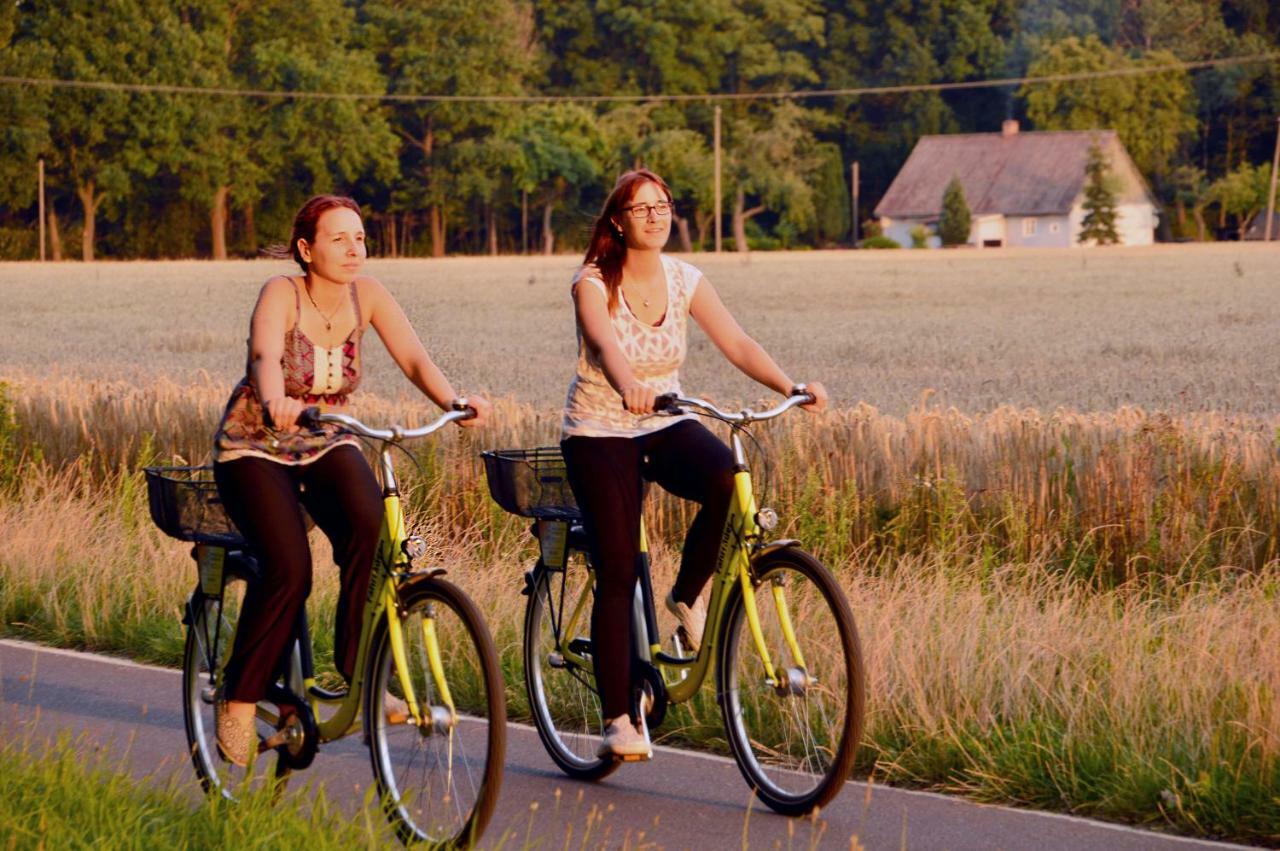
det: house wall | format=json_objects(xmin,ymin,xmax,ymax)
[
  {"xmin": 882, "ymin": 218, "xmax": 930, "ymax": 247},
  {"xmin": 1067, "ymin": 202, "xmax": 1157, "ymax": 245},
  {"xmin": 972, "ymin": 215, "xmax": 1006, "ymax": 247},
  {"xmin": 1006, "ymin": 215, "xmax": 1072, "ymax": 247}
]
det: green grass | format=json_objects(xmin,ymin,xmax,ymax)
[{"xmin": 0, "ymin": 736, "xmax": 391, "ymax": 850}]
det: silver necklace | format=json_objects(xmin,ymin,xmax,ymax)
[{"xmin": 305, "ymin": 281, "xmax": 343, "ymax": 331}]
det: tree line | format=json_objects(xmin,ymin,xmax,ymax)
[{"xmin": 0, "ymin": 0, "xmax": 1276, "ymax": 261}]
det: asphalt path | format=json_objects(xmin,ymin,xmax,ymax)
[{"xmin": 0, "ymin": 639, "xmax": 1249, "ymax": 850}]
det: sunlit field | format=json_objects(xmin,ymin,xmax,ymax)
[
  {"xmin": 2, "ymin": 243, "xmax": 1278, "ymax": 415},
  {"xmin": 2, "ymin": 245, "xmax": 1279, "ymax": 843}
]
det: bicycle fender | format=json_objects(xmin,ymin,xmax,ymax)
[
  {"xmin": 753, "ymin": 539, "xmax": 802, "ymax": 560},
  {"xmin": 395, "ymin": 567, "xmax": 449, "ymax": 604}
]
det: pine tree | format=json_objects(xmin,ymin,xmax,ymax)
[
  {"xmin": 938, "ymin": 177, "xmax": 971, "ymax": 246},
  {"xmin": 1079, "ymin": 141, "xmax": 1120, "ymax": 245}
]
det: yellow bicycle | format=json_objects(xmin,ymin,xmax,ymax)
[
  {"xmin": 483, "ymin": 391, "xmax": 864, "ymax": 816},
  {"xmin": 146, "ymin": 406, "xmax": 504, "ymax": 847}
]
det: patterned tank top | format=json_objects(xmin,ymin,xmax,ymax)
[
  {"xmin": 562, "ymin": 254, "xmax": 700, "ymax": 438},
  {"xmin": 213, "ymin": 278, "xmax": 365, "ymax": 465}
]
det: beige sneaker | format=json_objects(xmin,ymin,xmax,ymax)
[
  {"xmin": 383, "ymin": 692, "xmax": 411, "ymax": 725},
  {"xmin": 597, "ymin": 715, "xmax": 652, "ymax": 761},
  {"xmin": 665, "ymin": 592, "xmax": 706, "ymax": 653}
]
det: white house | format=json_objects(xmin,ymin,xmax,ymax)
[{"xmin": 874, "ymin": 121, "xmax": 1158, "ymax": 248}]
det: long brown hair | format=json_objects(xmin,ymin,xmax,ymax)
[{"xmin": 583, "ymin": 169, "xmax": 674, "ymax": 314}]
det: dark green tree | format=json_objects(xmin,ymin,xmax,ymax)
[
  {"xmin": 1020, "ymin": 35, "xmax": 1197, "ymax": 180},
  {"xmin": 361, "ymin": 0, "xmax": 535, "ymax": 256},
  {"xmin": 1078, "ymin": 141, "xmax": 1120, "ymax": 244},
  {"xmin": 938, "ymin": 177, "xmax": 971, "ymax": 246}
]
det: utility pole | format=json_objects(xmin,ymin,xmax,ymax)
[
  {"xmin": 521, "ymin": 189, "xmax": 528, "ymax": 255},
  {"xmin": 37, "ymin": 158, "xmax": 45, "ymax": 261},
  {"xmin": 1266, "ymin": 117, "xmax": 1280, "ymax": 242},
  {"xmin": 850, "ymin": 160, "xmax": 860, "ymax": 246},
  {"xmin": 713, "ymin": 105, "xmax": 722, "ymax": 254}
]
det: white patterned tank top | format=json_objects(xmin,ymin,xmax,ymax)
[{"xmin": 562, "ymin": 254, "xmax": 700, "ymax": 438}]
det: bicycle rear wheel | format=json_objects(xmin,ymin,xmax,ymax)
[
  {"xmin": 366, "ymin": 577, "xmax": 506, "ymax": 848},
  {"xmin": 716, "ymin": 547, "xmax": 865, "ymax": 816},
  {"xmin": 182, "ymin": 575, "xmax": 292, "ymax": 795},
  {"xmin": 523, "ymin": 559, "xmax": 618, "ymax": 781}
]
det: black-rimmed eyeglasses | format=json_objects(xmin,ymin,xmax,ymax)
[{"xmin": 622, "ymin": 201, "xmax": 674, "ymax": 219}]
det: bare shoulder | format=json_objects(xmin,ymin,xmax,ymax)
[
  {"xmin": 354, "ymin": 275, "xmax": 393, "ymax": 318},
  {"xmin": 255, "ymin": 275, "xmax": 296, "ymax": 312}
]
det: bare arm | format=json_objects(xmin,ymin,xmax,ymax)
[
  {"xmin": 364, "ymin": 278, "xmax": 491, "ymax": 426},
  {"xmin": 247, "ymin": 276, "xmax": 304, "ymax": 430},
  {"xmin": 689, "ymin": 275, "xmax": 828, "ymax": 410}
]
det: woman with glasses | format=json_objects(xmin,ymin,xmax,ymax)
[{"xmin": 560, "ymin": 169, "xmax": 828, "ymax": 759}]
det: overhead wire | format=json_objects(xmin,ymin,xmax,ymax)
[{"xmin": 0, "ymin": 52, "xmax": 1275, "ymax": 104}]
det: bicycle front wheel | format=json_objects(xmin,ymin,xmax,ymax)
[
  {"xmin": 716, "ymin": 547, "xmax": 865, "ymax": 816},
  {"xmin": 523, "ymin": 561, "xmax": 618, "ymax": 781},
  {"xmin": 365, "ymin": 577, "xmax": 506, "ymax": 848}
]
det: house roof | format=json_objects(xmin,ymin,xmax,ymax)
[{"xmin": 874, "ymin": 129, "xmax": 1155, "ymax": 219}]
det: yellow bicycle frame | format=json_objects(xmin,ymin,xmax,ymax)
[
  {"xmin": 251, "ymin": 491, "xmax": 453, "ymax": 741},
  {"xmin": 546, "ymin": 456, "xmax": 809, "ymax": 706}
]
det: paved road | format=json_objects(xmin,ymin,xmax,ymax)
[{"xmin": 0, "ymin": 640, "xmax": 1247, "ymax": 850}]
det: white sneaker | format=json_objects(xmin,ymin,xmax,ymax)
[
  {"xmin": 665, "ymin": 591, "xmax": 706, "ymax": 653},
  {"xmin": 597, "ymin": 715, "xmax": 652, "ymax": 760}
]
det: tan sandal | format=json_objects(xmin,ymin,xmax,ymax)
[{"xmin": 215, "ymin": 699, "xmax": 256, "ymax": 767}]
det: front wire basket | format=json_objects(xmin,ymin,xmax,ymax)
[
  {"xmin": 481, "ymin": 447, "xmax": 580, "ymax": 520},
  {"xmin": 143, "ymin": 465, "xmax": 244, "ymax": 546}
]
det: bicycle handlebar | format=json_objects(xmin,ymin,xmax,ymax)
[
  {"xmin": 654, "ymin": 388, "xmax": 815, "ymax": 425},
  {"xmin": 298, "ymin": 401, "xmax": 476, "ymax": 442}
]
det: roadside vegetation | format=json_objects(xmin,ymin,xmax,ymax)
[{"xmin": 2, "ymin": 376, "xmax": 1277, "ymax": 843}]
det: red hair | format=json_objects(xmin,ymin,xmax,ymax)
[
  {"xmin": 289, "ymin": 194, "xmax": 361, "ymax": 272},
  {"xmin": 582, "ymin": 170, "xmax": 674, "ymax": 314}
]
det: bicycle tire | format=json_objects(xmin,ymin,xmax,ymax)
[
  {"xmin": 716, "ymin": 547, "xmax": 865, "ymax": 816},
  {"xmin": 365, "ymin": 577, "xmax": 506, "ymax": 848},
  {"xmin": 182, "ymin": 576, "xmax": 288, "ymax": 795},
  {"xmin": 523, "ymin": 561, "xmax": 618, "ymax": 781}
]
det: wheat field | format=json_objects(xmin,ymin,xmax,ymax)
[
  {"xmin": 2, "ymin": 245, "xmax": 1279, "ymax": 842},
  {"xmin": 2, "ymin": 243, "xmax": 1278, "ymax": 415}
]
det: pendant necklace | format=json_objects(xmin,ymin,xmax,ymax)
[{"xmin": 305, "ymin": 281, "xmax": 342, "ymax": 332}]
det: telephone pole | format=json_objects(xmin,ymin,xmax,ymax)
[
  {"xmin": 850, "ymin": 160, "xmax": 860, "ymax": 246},
  {"xmin": 713, "ymin": 105, "xmax": 722, "ymax": 254},
  {"xmin": 1266, "ymin": 117, "xmax": 1279, "ymax": 241},
  {"xmin": 37, "ymin": 158, "xmax": 45, "ymax": 261}
]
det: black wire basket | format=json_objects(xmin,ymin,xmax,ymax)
[
  {"xmin": 481, "ymin": 447, "xmax": 580, "ymax": 520},
  {"xmin": 143, "ymin": 465, "xmax": 244, "ymax": 546}
]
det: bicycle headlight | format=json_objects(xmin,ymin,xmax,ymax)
[
  {"xmin": 402, "ymin": 535, "xmax": 428, "ymax": 560},
  {"xmin": 755, "ymin": 507, "xmax": 779, "ymax": 531}
]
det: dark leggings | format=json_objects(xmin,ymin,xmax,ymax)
[
  {"xmin": 213, "ymin": 445, "xmax": 383, "ymax": 703},
  {"xmin": 561, "ymin": 419, "xmax": 735, "ymax": 721}
]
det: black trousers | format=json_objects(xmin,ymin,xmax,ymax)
[
  {"xmin": 213, "ymin": 445, "xmax": 383, "ymax": 703},
  {"xmin": 561, "ymin": 419, "xmax": 735, "ymax": 721}
]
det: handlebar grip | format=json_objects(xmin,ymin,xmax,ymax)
[
  {"xmin": 653, "ymin": 393, "xmax": 679, "ymax": 413},
  {"xmin": 450, "ymin": 397, "xmax": 477, "ymax": 420},
  {"xmin": 297, "ymin": 406, "xmax": 322, "ymax": 430}
]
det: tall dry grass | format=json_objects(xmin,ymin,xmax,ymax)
[
  {"xmin": 1, "ymin": 458, "xmax": 1276, "ymax": 841},
  {"xmin": 8, "ymin": 375, "xmax": 1279, "ymax": 582}
]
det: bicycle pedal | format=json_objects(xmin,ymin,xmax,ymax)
[{"xmin": 617, "ymin": 751, "xmax": 652, "ymax": 763}]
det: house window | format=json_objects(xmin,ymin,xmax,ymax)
[{"xmin": 1022, "ymin": 218, "xmax": 1038, "ymax": 236}]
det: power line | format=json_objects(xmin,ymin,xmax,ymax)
[{"xmin": 0, "ymin": 52, "xmax": 1275, "ymax": 105}]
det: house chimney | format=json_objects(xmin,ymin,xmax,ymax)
[{"xmin": 1002, "ymin": 119, "xmax": 1019, "ymax": 137}]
